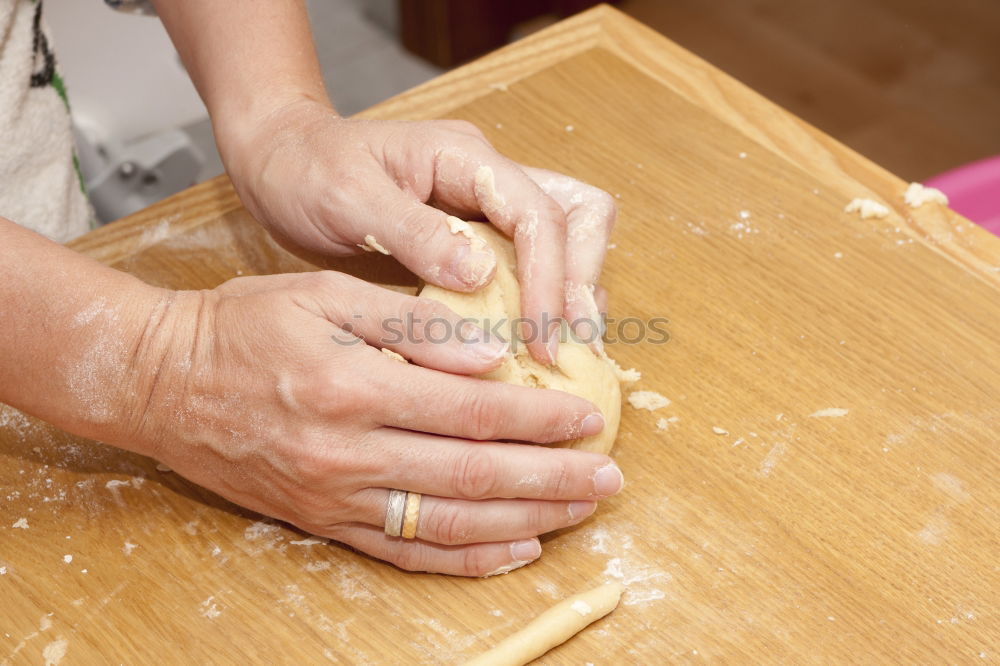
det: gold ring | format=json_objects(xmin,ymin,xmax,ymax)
[{"xmin": 401, "ymin": 492, "xmax": 422, "ymax": 539}]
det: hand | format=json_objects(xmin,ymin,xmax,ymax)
[
  {"xmin": 218, "ymin": 100, "xmax": 617, "ymax": 364},
  {"xmin": 122, "ymin": 271, "xmax": 623, "ymax": 576}
]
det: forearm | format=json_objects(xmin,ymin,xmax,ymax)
[
  {"xmin": 151, "ymin": 0, "xmax": 333, "ymax": 154},
  {"xmin": 0, "ymin": 218, "xmax": 171, "ymax": 449}
]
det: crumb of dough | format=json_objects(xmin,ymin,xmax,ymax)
[
  {"xmin": 447, "ymin": 215, "xmax": 472, "ymax": 235},
  {"xmin": 600, "ymin": 352, "xmax": 640, "ymax": 383},
  {"xmin": 904, "ymin": 182, "xmax": 949, "ymax": 208},
  {"xmin": 445, "ymin": 215, "xmax": 488, "ymax": 251},
  {"xmin": 358, "ymin": 234, "xmax": 391, "ymax": 255},
  {"xmin": 155, "ymin": 462, "xmax": 172, "ymax": 473},
  {"xmin": 12, "ymin": 517, "xmax": 28, "ymax": 529},
  {"xmin": 844, "ymin": 198, "xmax": 890, "ymax": 219},
  {"xmin": 809, "ymin": 407, "xmax": 848, "ymax": 418},
  {"xmin": 565, "ymin": 125, "xmax": 574, "ymax": 133},
  {"xmin": 474, "ymin": 165, "xmax": 507, "ymax": 211},
  {"xmin": 627, "ymin": 390, "xmax": 669, "ymax": 411},
  {"xmin": 656, "ymin": 416, "xmax": 678, "ymax": 431},
  {"xmin": 712, "ymin": 426, "xmax": 729, "ymax": 435},
  {"xmin": 380, "ymin": 348, "xmax": 407, "ymax": 363}
]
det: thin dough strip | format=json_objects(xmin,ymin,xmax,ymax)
[{"xmin": 463, "ymin": 582, "xmax": 625, "ymax": 666}]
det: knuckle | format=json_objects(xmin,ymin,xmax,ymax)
[
  {"xmin": 452, "ymin": 449, "xmax": 500, "ymax": 499},
  {"xmin": 460, "ymin": 390, "xmax": 503, "ymax": 441},
  {"xmin": 405, "ymin": 297, "xmax": 448, "ymax": 344},
  {"xmin": 545, "ymin": 461, "xmax": 574, "ymax": 499},
  {"xmin": 443, "ymin": 119, "xmax": 484, "ymax": 139},
  {"xmin": 396, "ymin": 206, "xmax": 443, "ymax": 250},
  {"xmin": 393, "ymin": 546, "xmax": 428, "ymax": 573},
  {"xmin": 308, "ymin": 374, "xmax": 363, "ymax": 418},
  {"xmin": 535, "ymin": 401, "xmax": 571, "ymax": 443},
  {"xmin": 429, "ymin": 504, "xmax": 468, "ymax": 545},
  {"xmin": 540, "ymin": 200, "xmax": 568, "ymax": 232},
  {"xmin": 528, "ymin": 501, "xmax": 551, "ymax": 532},
  {"xmin": 461, "ymin": 546, "xmax": 491, "ymax": 577}
]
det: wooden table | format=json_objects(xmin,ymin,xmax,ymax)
[{"xmin": 3, "ymin": 6, "xmax": 998, "ymax": 663}]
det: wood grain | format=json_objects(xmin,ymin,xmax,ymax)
[{"xmin": 3, "ymin": 6, "xmax": 998, "ymax": 664}]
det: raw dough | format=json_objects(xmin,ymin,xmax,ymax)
[
  {"xmin": 463, "ymin": 582, "xmax": 624, "ymax": 666},
  {"xmin": 419, "ymin": 225, "xmax": 621, "ymax": 454},
  {"xmin": 626, "ymin": 390, "xmax": 669, "ymax": 412},
  {"xmin": 903, "ymin": 182, "xmax": 949, "ymax": 208},
  {"xmin": 358, "ymin": 234, "xmax": 391, "ymax": 255},
  {"xmin": 844, "ymin": 198, "xmax": 890, "ymax": 220}
]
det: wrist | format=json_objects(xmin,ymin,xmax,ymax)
[
  {"xmin": 100, "ymin": 288, "xmax": 212, "ymax": 460},
  {"xmin": 214, "ymin": 93, "xmax": 338, "ymax": 179}
]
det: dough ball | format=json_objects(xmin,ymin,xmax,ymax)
[{"xmin": 418, "ymin": 224, "xmax": 621, "ymax": 454}]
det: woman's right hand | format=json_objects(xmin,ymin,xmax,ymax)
[{"xmin": 118, "ymin": 271, "xmax": 623, "ymax": 576}]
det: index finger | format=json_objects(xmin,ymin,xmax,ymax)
[
  {"xmin": 362, "ymin": 357, "xmax": 604, "ymax": 445},
  {"xmin": 434, "ymin": 142, "xmax": 568, "ymax": 366}
]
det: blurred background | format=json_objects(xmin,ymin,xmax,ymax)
[{"xmin": 48, "ymin": 0, "xmax": 1000, "ymax": 225}]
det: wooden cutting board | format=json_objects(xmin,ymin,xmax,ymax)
[{"xmin": 3, "ymin": 6, "xmax": 998, "ymax": 663}]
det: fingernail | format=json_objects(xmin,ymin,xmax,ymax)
[
  {"xmin": 581, "ymin": 413, "xmax": 605, "ymax": 436},
  {"xmin": 568, "ymin": 500, "xmax": 596, "ymax": 522},
  {"xmin": 510, "ymin": 539, "xmax": 542, "ymax": 561},
  {"xmin": 544, "ymin": 321, "xmax": 561, "ymax": 365},
  {"xmin": 461, "ymin": 323, "xmax": 508, "ymax": 362},
  {"xmin": 593, "ymin": 462, "xmax": 624, "ymax": 496},
  {"xmin": 450, "ymin": 244, "xmax": 496, "ymax": 288},
  {"xmin": 469, "ymin": 340, "xmax": 508, "ymax": 362}
]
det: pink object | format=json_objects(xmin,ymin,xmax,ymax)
[{"xmin": 926, "ymin": 155, "xmax": 1000, "ymax": 237}]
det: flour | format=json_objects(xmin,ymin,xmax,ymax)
[
  {"xmin": 481, "ymin": 560, "xmax": 531, "ymax": 578},
  {"xmin": 809, "ymin": 408, "xmax": 849, "ymax": 418},
  {"xmin": 42, "ymin": 638, "xmax": 68, "ymax": 665},
  {"xmin": 757, "ymin": 442, "xmax": 787, "ymax": 478},
  {"xmin": 12, "ymin": 517, "xmax": 29, "ymax": 529},
  {"xmin": 244, "ymin": 521, "xmax": 280, "ymax": 540},
  {"xmin": 199, "ymin": 596, "xmax": 221, "ymax": 619},
  {"xmin": 602, "ymin": 557, "xmax": 671, "ymax": 606},
  {"xmin": 930, "ymin": 472, "xmax": 971, "ymax": 503},
  {"xmin": 656, "ymin": 416, "xmax": 679, "ymax": 431}
]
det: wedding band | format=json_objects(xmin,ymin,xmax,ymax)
[
  {"xmin": 401, "ymin": 492, "xmax": 422, "ymax": 539},
  {"xmin": 384, "ymin": 489, "xmax": 407, "ymax": 537}
]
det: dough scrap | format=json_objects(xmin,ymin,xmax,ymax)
[
  {"xmin": 903, "ymin": 182, "xmax": 949, "ymax": 208},
  {"xmin": 844, "ymin": 198, "xmax": 890, "ymax": 220},
  {"xmin": 358, "ymin": 234, "xmax": 391, "ymax": 255},
  {"xmin": 626, "ymin": 390, "xmax": 669, "ymax": 411},
  {"xmin": 463, "ymin": 582, "xmax": 624, "ymax": 666},
  {"xmin": 380, "ymin": 348, "xmax": 407, "ymax": 364},
  {"xmin": 418, "ymin": 225, "xmax": 622, "ymax": 454}
]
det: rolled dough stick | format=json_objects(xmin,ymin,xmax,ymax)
[
  {"xmin": 418, "ymin": 224, "xmax": 622, "ymax": 454},
  {"xmin": 463, "ymin": 582, "xmax": 625, "ymax": 666}
]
